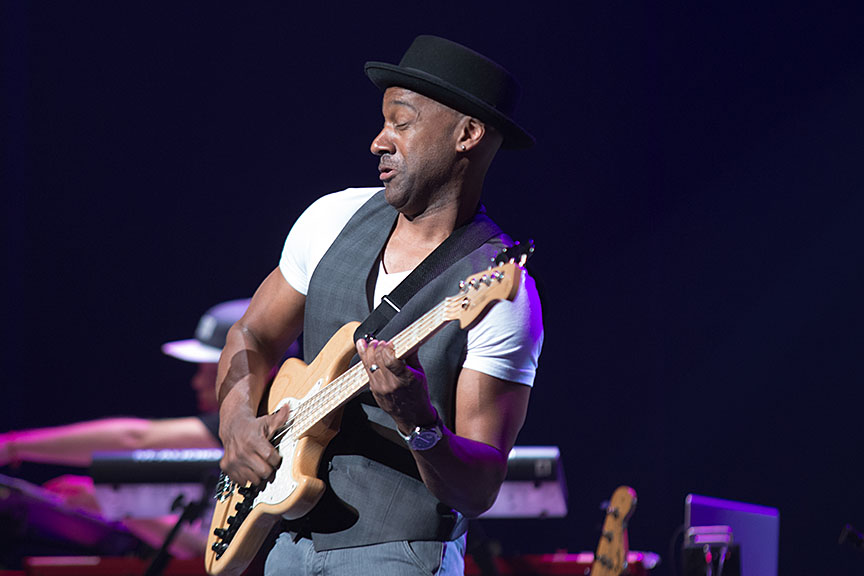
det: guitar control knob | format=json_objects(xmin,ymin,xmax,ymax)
[
  {"xmin": 213, "ymin": 528, "xmax": 227, "ymax": 538},
  {"xmin": 212, "ymin": 541, "xmax": 229, "ymax": 555},
  {"xmin": 227, "ymin": 515, "xmax": 236, "ymax": 525}
]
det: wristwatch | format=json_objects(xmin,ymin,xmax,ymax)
[{"xmin": 398, "ymin": 415, "xmax": 444, "ymax": 451}]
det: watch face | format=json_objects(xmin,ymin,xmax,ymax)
[{"xmin": 409, "ymin": 428, "xmax": 442, "ymax": 451}]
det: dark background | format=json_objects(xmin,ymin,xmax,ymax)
[{"xmin": 4, "ymin": 2, "xmax": 863, "ymax": 574}]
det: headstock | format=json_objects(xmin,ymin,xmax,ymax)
[
  {"xmin": 591, "ymin": 486, "xmax": 637, "ymax": 576},
  {"xmin": 494, "ymin": 239, "xmax": 535, "ymax": 267},
  {"xmin": 445, "ymin": 240, "xmax": 535, "ymax": 329}
]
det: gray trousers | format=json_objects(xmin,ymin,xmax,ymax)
[{"xmin": 265, "ymin": 532, "xmax": 467, "ymax": 576}]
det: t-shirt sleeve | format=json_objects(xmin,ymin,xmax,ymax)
[
  {"xmin": 463, "ymin": 269, "xmax": 544, "ymax": 387},
  {"xmin": 279, "ymin": 188, "xmax": 381, "ymax": 295}
]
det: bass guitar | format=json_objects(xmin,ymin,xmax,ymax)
[{"xmin": 205, "ymin": 243, "xmax": 533, "ymax": 576}]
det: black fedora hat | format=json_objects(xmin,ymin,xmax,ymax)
[{"xmin": 365, "ymin": 35, "xmax": 534, "ymax": 149}]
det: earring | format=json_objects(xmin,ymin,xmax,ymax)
[{"xmin": 461, "ymin": 144, "xmax": 466, "ymax": 151}]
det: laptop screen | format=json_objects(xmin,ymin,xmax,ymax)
[{"xmin": 685, "ymin": 494, "xmax": 780, "ymax": 576}]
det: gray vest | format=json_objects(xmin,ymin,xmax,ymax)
[{"xmin": 295, "ymin": 189, "xmax": 509, "ymax": 550}]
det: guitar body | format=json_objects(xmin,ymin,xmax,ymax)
[{"xmin": 205, "ymin": 322, "xmax": 360, "ymax": 576}]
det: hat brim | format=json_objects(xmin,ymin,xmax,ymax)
[
  {"xmin": 161, "ymin": 339, "xmax": 222, "ymax": 363},
  {"xmin": 365, "ymin": 62, "xmax": 535, "ymax": 150}
]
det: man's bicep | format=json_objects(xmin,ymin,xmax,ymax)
[
  {"xmin": 453, "ymin": 368, "xmax": 531, "ymax": 456},
  {"xmin": 241, "ymin": 268, "xmax": 306, "ymax": 355},
  {"xmin": 217, "ymin": 269, "xmax": 306, "ymax": 405}
]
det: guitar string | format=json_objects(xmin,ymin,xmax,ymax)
[
  {"xmin": 265, "ymin": 270, "xmax": 509, "ymax": 448},
  {"xmin": 267, "ymin": 272, "xmax": 508, "ymax": 448},
  {"xmin": 274, "ymin": 299, "xmax": 453, "ymax": 442},
  {"xmin": 266, "ymin": 296, "xmax": 463, "ymax": 448},
  {"xmin": 269, "ymin": 274, "xmax": 507, "ymax": 446},
  {"xmin": 244, "ymin": 270, "xmax": 512, "ymax": 495},
  {"xmin": 285, "ymin": 303, "xmax": 443, "ymax": 434},
  {"xmin": 265, "ymin": 297, "xmax": 455, "ymax": 447}
]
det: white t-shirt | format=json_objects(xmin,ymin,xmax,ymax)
[{"xmin": 279, "ymin": 188, "xmax": 543, "ymax": 386}]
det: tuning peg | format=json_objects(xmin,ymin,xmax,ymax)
[
  {"xmin": 493, "ymin": 239, "xmax": 536, "ymax": 266},
  {"xmin": 602, "ymin": 530, "xmax": 614, "ymax": 542}
]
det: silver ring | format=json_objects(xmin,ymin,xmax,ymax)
[{"xmin": 369, "ymin": 364, "xmax": 379, "ymax": 373}]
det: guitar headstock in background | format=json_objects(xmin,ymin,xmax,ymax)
[{"xmin": 591, "ymin": 485, "xmax": 638, "ymax": 576}]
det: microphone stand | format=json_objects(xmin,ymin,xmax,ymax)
[
  {"xmin": 143, "ymin": 472, "xmax": 217, "ymax": 576},
  {"xmin": 467, "ymin": 520, "xmax": 500, "ymax": 576}
]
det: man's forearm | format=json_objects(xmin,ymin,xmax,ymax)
[
  {"xmin": 412, "ymin": 431, "xmax": 509, "ymax": 518},
  {"xmin": 215, "ymin": 321, "xmax": 294, "ymax": 484}
]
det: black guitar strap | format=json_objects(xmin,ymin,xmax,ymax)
[{"xmin": 352, "ymin": 210, "xmax": 503, "ymax": 343}]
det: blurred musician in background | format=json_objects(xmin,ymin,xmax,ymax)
[
  {"xmin": 0, "ymin": 299, "xmax": 252, "ymax": 470},
  {"xmin": 0, "ymin": 299, "xmax": 258, "ymax": 560}
]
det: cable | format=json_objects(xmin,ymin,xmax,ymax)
[{"xmin": 667, "ymin": 523, "xmax": 685, "ymax": 576}]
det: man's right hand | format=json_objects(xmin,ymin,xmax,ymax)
[
  {"xmin": 214, "ymin": 268, "xmax": 306, "ymax": 486},
  {"xmin": 218, "ymin": 404, "xmax": 289, "ymax": 486}
]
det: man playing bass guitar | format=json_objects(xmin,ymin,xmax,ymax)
[{"xmin": 215, "ymin": 35, "xmax": 544, "ymax": 576}]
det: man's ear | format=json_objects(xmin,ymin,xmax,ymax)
[{"xmin": 457, "ymin": 117, "xmax": 487, "ymax": 152}]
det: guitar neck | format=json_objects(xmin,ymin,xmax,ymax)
[{"xmin": 289, "ymin": 296, "xmax": 456, "ymax": 437}]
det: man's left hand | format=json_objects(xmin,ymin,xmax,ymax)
[{"xmin": 355, "ymin": 339, "xmax": 438, "ymax": 434}]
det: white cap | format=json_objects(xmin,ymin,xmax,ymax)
[{"xmin": 161, "ymin": 299, "xmax": 250, "ymax": 363}]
